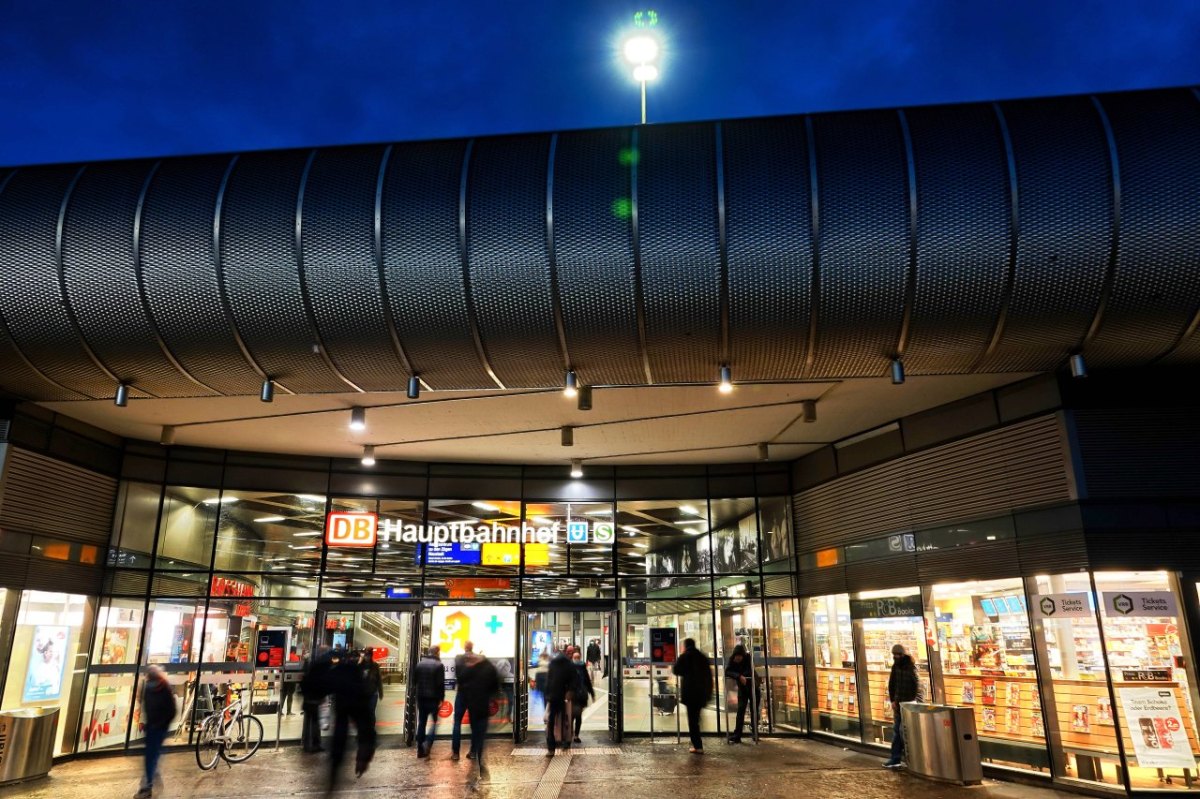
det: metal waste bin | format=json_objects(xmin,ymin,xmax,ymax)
[
  {"xmin": 900, "ymin": 702, "xmax": 982, "ymax": 785},
  {"xmin": 0, "ymin": 707, "xmax": 60, "ymax": 785}
]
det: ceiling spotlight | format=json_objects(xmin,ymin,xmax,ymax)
[
  {"xmin": 260, "ymin": 378, "xmax": 274, "ymax": 403},
  {"xmin": 160, "ymin": 425, "xmax": 176, "ymax": 446},
  {"xmin": 561, "ymin": 425, "xmax": 574, "ymax": 447},
  {"xmin": 114, "ymin": 382, "xmax": 129, "ymax": 407},
  {"xmin": 577, "ymin": 385, "xmax": 593, "ymax": 411},
  {"xmin": 802, "ymin": 399, "xmax": 817, "ymax": 423},
  {"xmin": 757, "ymin": 442, "xmax": 769, "ymax": 462},
  {"xmin": 407, "ymin": 375, "xmax": 421, "ymax": 399},
  {"xmin": 473, "ymin": 502, "xmax": 499, "ymax": 512},
  {"xmin": 890, "ymin": 357, "xmax": 905, "ymax": 385},
  {"xmin": 718, "ymin": 365, "xmax": 734, "ymax": 394},
  {"xmin": 349, "ymin": 406, "xmax": 367, "ymax": 431},
  {"xmin": 570, "ymin": 459, "xmax": 583, "ymax": 479},
  {"xmin": 361, "ymin": 445, "xmax": 376, "ymax": 467},
  {"xmin": 1069, "ymin": 352, "xmax": 1088, "ymax": 379},
  {"xmin": 564, "ymin": 370, "xmax": 579, "ymax": 398}
]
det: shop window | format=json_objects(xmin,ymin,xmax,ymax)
[
  {"xmin": 806, "ymin": 593, "xmax": 859, "ymax": 740},
  {"xmin": 373, "ymin": 499, "xmax": 424, "ymax": 574},
  {"xmin": 29, "ymin": 536, "xmax": 100, "ymax": 566},
  {"xmin": 765, "ymin": 598, "xmax": 805, "ymax": 732},
  {"xmin": 929, "ymin": 578, "xmax": 1047, "ymax": 772},
  {"xmin": 710, "ymin": 498, "xmax": 759, "ymax": 574},
  {"xmin": 615, "ymin": 499, "xmax": 709, "ymax": 579},
  {"xmin": 155, "ymin": 486, "xmax": 221, "ymax": 570},
  {"xmin": 914, "ymin": 515, "xmax": 1016, "ymax": 552},
  {"xmin": 201, "ymin": 597, "xmax": 261, "ymax": 663},
  {"xmin": 143, "ymin": 600, "xmax": 205, "ymax": 664},
  {"xmin": 758, "ymin": 497, "xmax": 794, "ymax": 574},
  {"xmin": 108, "ymin": 482, "xmax": 161, "ymax": 569},
  {"xmin": 1096, "ymin": 571, "xmax": 1200, "ymax": 792},
  {"xmin": 239, "ymin": 598, "xmax": 315, "ymax": 743},
  {"xmin": 79, "ymin": 600, "xmax": 145, "ymax": 751},
  {"xmin": 0, "ymin": 591, "xmax": 94, "ymax": 755},
  {"xmin": 521, "ymin": 500, "xmax": 613, "ymax": 577},
  {"xmin": 214, "ymin": 490, "xmax": 325, "ymax": 572},
  {"xmin": 1030, "ymin": 573, "xmax": 1123, "ymax": 788},
  {"xmin": 853, "ymin": 588, "xmax": 930, "ymax": 749},
  {"xmin": 715, "ymin": 596, "xmax": 765, "ymax": 738},
  {"xmin": 421, "ymin": 500, "xmax": 522, "ymax": 593},
  {"xmin": 521, "ymin": 578, "xmax": 616, "ymax": 601}
]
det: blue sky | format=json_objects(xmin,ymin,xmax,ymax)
[{"xmin": 1, "ymin": 1, "xmax": 1197, "ymax": 165}]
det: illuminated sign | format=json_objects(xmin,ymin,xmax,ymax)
[
  {"xmin": 482, "ymin": 543, "xmax": 520, "ymax": 565},
  {"xmin": 325, "ymin": 512, "xmax": 378, "ymax": 548}
]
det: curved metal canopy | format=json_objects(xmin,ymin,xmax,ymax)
[{"xmin": 1, "ymin": 87, "xmax": 1198, "ymax": 402}]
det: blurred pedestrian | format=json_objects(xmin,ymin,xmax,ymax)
[
  {"xmin": 544, "ymin": 648, "xmax": 577, "ymax": 755},
  {"xmin": 414, "ymin": 645, "xmax": 445, "ymax": 758},
  {"xmin": 300, "ymin": 647, "xmax": 331, "ymax": 753},
  {"xmin": 450, "ymin": 640, "xmax": 474, "ymax": 760},
  {"xmin": 570, "ymin": 648, "xmax": 595, "ymax": 744},
  {"xmin": 135, "ymin": 665, "xmax": 177, "ymax": 798},
  {"xmin": 326, "ymin": 649, "xmax": 377, "ymax": 790},
  {"xmin": 725, "ymin": 644, "xmax": 753, "ymax": 743},
  {"xmin": 458, "ymin": 652, "xmax": 500, "ymax": 782},
  {"xmin": 673, "ymin": 638, "xmax": 713, "ymax": 753}
]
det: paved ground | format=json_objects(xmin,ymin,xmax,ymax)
[{"xmin": 3, "ymin": 737, "xmax": 1079, "ymax": 799}]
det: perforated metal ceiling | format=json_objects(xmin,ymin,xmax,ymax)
[{"xmin": 1, "ymin": 87, "xmax": 1198, "ymax": 402}]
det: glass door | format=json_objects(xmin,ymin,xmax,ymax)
[
  {"xmin": 315, "ymin": 604, "xmax": 418, "ymax": 739},
  {"xmin": 852, "ymin": 588, "xmax": 930, "ymax": 750},
  {"xmin": 522, "ymin": 607, "xmax": 611, "ymax": 742}
]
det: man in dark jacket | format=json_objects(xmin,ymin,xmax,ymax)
[
  {"xmin": 570, "ymin": 649, "xmax": 595, "ymax": 743},
  {"xmin": 543, "ymin": 650, "xmax": 577, "ymax": 754},
  {"xmin": 884, "ymin": 644, "xmax": 921, "ymax": 768},
  {"xmin": 300, "ymin": 647, "xmax": 332, "ymax": 753},
  {"xmin": 673, "ymin": 637, "xmax": 713, "ymax": 753},
  {"xmin": 413, "ymin": 645, "xmax": 446, "ymax": 757},
  {"xmin": 586, "ymin": 639, "xmax": 602, "ymax": 679},
  {"xmin": 725, "ymin": 644, "xmax": 754, "ymax": 743},
  {"xmin": 137, "ymin": 664, "xmax": 177, "ymax": 798},
  {"xmin": 450, "ymin": 640, "xmax": 474, "ymax": 760},
  {"xmin": 457, "ymin": 652, "xmax": 500, "ymax": 781},
  {"xmin": 327, "ymin": 650, "xmax": 377, "ymax": 789}
]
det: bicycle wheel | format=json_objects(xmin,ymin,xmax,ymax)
[
  {"xmin": 195, "ymin": 717, "xmax": 222, "ymax": 770},
  {"xmin": 222, "ymin": 714, "xmax": 264, "ymax": 763}
]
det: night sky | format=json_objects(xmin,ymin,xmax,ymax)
[{"xmin": 2, "ymin": 1, "xmax": 1198, "ymax": 166}]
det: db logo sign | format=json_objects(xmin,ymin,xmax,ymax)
[{"xmin": 326, "ymin": 512, "xmax": 378, "ymax": 547}]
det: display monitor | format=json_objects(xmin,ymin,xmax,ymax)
[{"xmin": 980, "ymin": 598, "xmax": 999, "ymax": 617}]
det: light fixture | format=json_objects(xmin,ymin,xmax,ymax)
[
  {"xmin": 586, "ymin": 508, "xmax": 613, "ymax": 515},
  {"xmin": 1069, "ymin": 353, "xmax": 1087, "ymax": 379},
  {"xmin": 623, "ymin": 35, "xmax": 659, "ymax": 64},
  {"xmin": 473, "ymin": 502, "xmax": 499, "ymax": 512},
  {"xmin": 292, "ymin": 531, "xmax": 321, "ymax": 537},
  {"xmin": 757, "ymin": 443, "xmax": 769, "ymax": 462},
  {"xmin": 254, "ymin": 516, "xmax": 286, "ymax": 523},
  {"xmin": 577, "ymin": 385, "xmax": 593, "ymax": 411},
  {"xmin": 297, "ymin": 494, "xmax": 326, "ymax": 503},
  {"xmin": 679, "ymin": 504, "xmax": 700, "ymax": 515},
  {"xmin": 114, "ymin": 382, "xmax": 129, "ymax": 407},
  {"xmin": 718, "ymin": 365, "xmax": 733, "ymax": 394},
  {"xmin": 407, "ymin": 375, "xmax": 421, "ymax": 399},
  {"xmin": 564, "ymin": 370, "xmax": 579, "ymax": 398},
  {"xmin": 561, "ymin": 425, "xmax": 574, "ymax": 447},
  {"xmin": 632, "ymin": 64, "xmax": 659, "ymax": 82},
  {"xmin": 260, "ymin": 378, "xmax": 274, "ymax": 403},
  {"xmin": 570, "ymin": 459, "xmax": 583, "ymax": 479},
  {"xmin": 891, "ymin": 357, "xmax": 905, "ymax": 385},
  {"xmin": 201, "ymin": 496, "xmax": 238, "ymax": 505},
  {"xmin": 802, "ymin": 399, "xmax": 817, "ymax": 423},
  {"xmin": 361, "ymin": 445, "xmax": 376, "ymax": 467},
  {"xmin": 622, "ymin": 525, "xmax": 640, "ymax": 535},
  {"xmin": 677, "ymin": 519, "xmax": 707, "ymax": 525},
  {"xmin": 160, "ymin": 425, "xmax": 176, "ymax": 446},
  {"xmin": 349, "ymin": 406, "xmax": 367, "ymax": 431}
]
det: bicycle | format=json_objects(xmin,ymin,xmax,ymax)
[{"xmin": 195, "ymin": 688, "xmax": 265, "ymax": 770}]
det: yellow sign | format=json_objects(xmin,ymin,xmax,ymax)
[
  {"xmin": 481, "ymin": 543, "xmax": 520, "ymax": 565},
  {"xmin": 524, "ymin": 544, "xmax": 550, "ymax": 566}
]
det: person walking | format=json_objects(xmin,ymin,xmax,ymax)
[
  {"xmin": 299, "ymin": 648, "xmax": 331, "ymax": 753},
  {"xmin": 362, "ymin": 649, "xmax": 385, "ymax": 736},
  {"xmin": 450, "ymin": 640, "xmax": 474, "ymax": 761},
  {"xmin": 883, "ymin": 644, "xmax": 921, "ymax": 768},
  {"xmin": 413, "ymin": 645, "xmax": 445, "ymax": 758},
  {"xmin": 570, "ymin": 648, "xmax": 595, "ymax": 744},
  {"xmin": 725, "ymin": 644, "xmax": 754, "ymax": 743},
  {"xmin": 326, "ymin": 650, "xmax": 377, "ymax": 790},
  {"xmin": 543, "ymin": 649, "xmax": 577, "ymax": 755},
  {"xmin": 586, "ymin": 639, "xmax": 602, "ymax": 681},
  {"xmin": 673, "ymin": 637, "xmax": 713, "ymax": 754},
  {"xmin": 457, "ymin": 652, "xmax": 500, "ymax": 782},
  {"xmin": 135, "ymin": 665, "xmax": 177, "ymax": 798}
]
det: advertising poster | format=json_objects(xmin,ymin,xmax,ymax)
[
  {"xmin": 1072, "ymin": 704, "xmax": 1090, "ymax": 733},
  {"xmin": 649, "ymin": 627, "xmax": 677, "ymax": 664},
  {"xmin": 1006, "ymin": 683, "xmax": 1020, "ymax": 707},
  {"xmin": 981, "ymin": 679, "xmax": 996, "ymax": 705},
  {"xmin": 100, "ymin": 628, "xmax": 131, "ymax": 665},
  {"xmin": 23, "ymin": 625, "xmax": 70, "ymax": 702},
  {"xmin": 1006, "ymin": 707, "xmax": 1021, "ymax": 733},
  {"xmin": 256, "ymin": 629, "xmax": 289, "ymax": 669},
  {"xmin": 982, "ymin": 706, "xmax": 996, "ymax": 732},
  {"xmin": 1032, "ymin": 711, "xmax": 1045, "ymax": 738},
  {"xmin": 530, "ymin": 629, "xmax": 552, "ymax": 666},
  {"xmin": 1119, "ymin": 687, "xmax": 1197, "ymax": 768},
  {"xmin": 961, "ymin": 680, "xmax": 976, "ymax": 704},
  {"xmin": 431, "ymin": 605, "xmax": 516, "ymax": 659}
]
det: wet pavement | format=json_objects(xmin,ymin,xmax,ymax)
[{"xmin": 1, "ymin": 737, "xmax": 1079, "ymax": 799}]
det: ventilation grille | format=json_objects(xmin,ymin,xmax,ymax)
[
  {"xmin": 1, "ymin": 447, "xmax": 118, "ymax": 544},
  {"xmin": 794, "ymin": 415, "xmax": 1070, "ymax": 551},
  {"xmin": 1074, "ymin": 409, "xmax": 1200, "ymax": 498}
]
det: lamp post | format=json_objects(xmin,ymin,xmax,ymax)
[{"xmin": 623, "ymin": 34, "xmax": 660, "ymax": 124}]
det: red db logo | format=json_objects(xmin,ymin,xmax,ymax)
[{"xmin": 325, "ymin": 512, "xmax": 378, "ymax": 547}]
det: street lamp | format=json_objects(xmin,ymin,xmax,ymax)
[{"xmin": 622, "ymin": 32, "xmax": 661, "ymax": 124}]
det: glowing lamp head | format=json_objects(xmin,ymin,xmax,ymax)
[
  {"xmin": 632, "ymin": 64, "xmax": 659, "ymax": 82},
  {"xmin": 570, "ymin": 459, "xmax": 584, "ymax": 479},
  {"xmin": 361, "ymin": 445, "xmax": 376, "ymax": 467},
  {"xmin": 718, "ymin": 365, "xmax": 734, "ymax": 394},
  {"xmin": 623, "ymin": 35, "xmax": 659, "ymax": 65}
]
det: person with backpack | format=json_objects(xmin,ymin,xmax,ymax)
[
  {"xmin": 413, "ymin": 645, "xmax": 445, "ymax": 758},
  {"xmin": 570, "ymin": 648, "xmax": 595, "ymax": 744},
  {"xmin": 673, "ymin": 637, "xmax": 713, "ymax": 754},
  {"xmin": 543, "ymin": 648, "xmax": 577, "ymax": 755},
  {"xmin": 135, "ymin": 665, "xmax": 177, "ymax": 798},
  {"xmin": 883, "ymin": 644, "xmax": 922, "ymax": 768}
]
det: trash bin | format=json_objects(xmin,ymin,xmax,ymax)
[
  {"xmin": 0, "ymin": 707, "xmax": 60, "ymax": 785},
  {"xmin": 900, "ymin": 702, "xmax": 982, "ymax": 785}
]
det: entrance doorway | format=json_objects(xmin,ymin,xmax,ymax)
[
  {"xmin": 316, "ymin": 604, "xmax": 419, "ymax": 737},
  {"xmin": 521, "ymin": 605, "xmax": 618, "ymax": 744}
]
